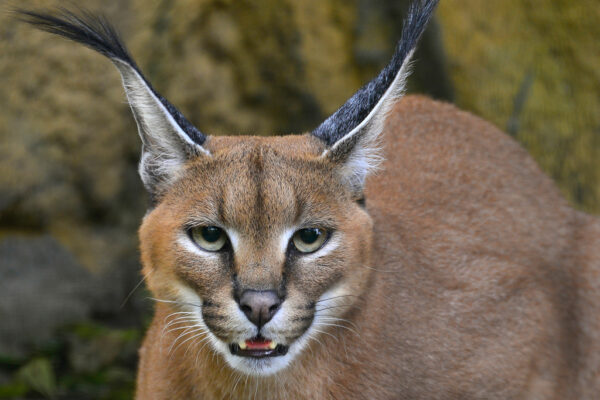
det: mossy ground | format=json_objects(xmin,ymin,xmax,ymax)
[{"xmin": 0, "ymin": 323, "xmax": 140, "ymax": 399}]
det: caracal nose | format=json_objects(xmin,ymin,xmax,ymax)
[{"xmin": 239, "ymin": 290, "xmax": 282, "ymax": 328}]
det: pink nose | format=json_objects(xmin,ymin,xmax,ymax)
[{"xmin": 239, "ymin": 290, "xmax": 282, "ymax": 328}]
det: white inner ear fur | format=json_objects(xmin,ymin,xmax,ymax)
[
  {"xmin": 321, "ymin": 49, "xmax": 415, "ymax": 190},
  {"xmin": 113, "ymin": 60, "xmax": 209, "ymax": 189}
]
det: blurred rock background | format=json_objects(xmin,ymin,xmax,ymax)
[{"xmin": 0, "ymin": 0, "xmax": 598, "ymax": 398}]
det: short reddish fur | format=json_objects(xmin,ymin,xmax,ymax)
[{"xmin": 136, "ymin": 96, "xmax": 600, "ymax": 399}]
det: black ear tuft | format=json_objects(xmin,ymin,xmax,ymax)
[
  {"xmin": 311, "ymin": 0, "xmax": 439, "ymax": 146},
  {"xmin": 17, "ymin": 8, "xmax": 133, "ymax": 66},
  {"xmin": 17, "ymin": 8, "xmax": 206, "ymax": 147}
]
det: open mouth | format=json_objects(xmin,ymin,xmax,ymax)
[{"xmin": 229, "ymin": 336, "xmax": 289, "ymax": 358}]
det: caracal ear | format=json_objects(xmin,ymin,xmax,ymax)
[
  {"xmin": 311, "ymin": 0, "xmax": 438, "ymax": 195},
  {"xmin": 18, "ymin": 9, "xmax": 209, "ymax": 201}
]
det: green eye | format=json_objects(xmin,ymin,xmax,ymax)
[
  {"xmin": 292, "ymin": 228, "xmax": 328, "ymax": 253},
  {"xmin": 190, "ymin": 226, "xmax": 227, "ymax": 252}
]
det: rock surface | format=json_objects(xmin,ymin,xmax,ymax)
[
  {"xmin": 438, "ymin": 0, "xmax": 600, "ymax": 213},
  {"xmin": 0, "ymin": 236, "xmax": 95, "ymax": 358}
]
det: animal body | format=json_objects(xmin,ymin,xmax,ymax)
[{"xmin": 20, "ymin": 0, "xmax": 600, "ymax": 398}]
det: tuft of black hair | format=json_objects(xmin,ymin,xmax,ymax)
[
  {"xmin": 311, "ymin": 0, "xmax": 439, "ymax": 146},
  {"xmin": 17, "ymin": 8, "xmax": 207, "ymax": 146}
]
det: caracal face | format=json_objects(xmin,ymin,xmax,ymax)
[{"xmin": 139, "ymin": 135, "xmax": 374, "ymax": 375}]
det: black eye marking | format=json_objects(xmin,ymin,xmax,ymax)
[
  {"xmin": 291, "ymin": 315, "xmax": 314, "ymax": 323},
  {"xmin": 356, "ymin": 196, "xmax": 366, "ymax": 208},
  {"xmin": 202, "ymin": 312, "xmax": 227, "ymax": 320}
]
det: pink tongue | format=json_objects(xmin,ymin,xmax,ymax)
[{"xmin": 245, "ymin": 339, "xmax": 272, "ymax": 350}]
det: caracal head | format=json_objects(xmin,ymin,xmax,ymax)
[
  {"xmin": 140, "ymin": 134, "xmax": 374, "ymax": 374},
  {"xmin": 20, "ymin": 0, "xmax": 438, "ymax": 375}
]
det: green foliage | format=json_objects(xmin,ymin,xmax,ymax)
[
  {"xmin": 16, "ymin": 358, "xmax": 58, "ymax": 398},
  {"xmin": 0, "ymin": 381, "xmax": 28, "ymax": 398},
  {"xmin": 0, "ymin": 323, "xmax": 139, "ymax": 399}
]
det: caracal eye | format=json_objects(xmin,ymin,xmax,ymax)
[
  {"xmin": 190, "ymin": 226, "xmax": 227, "ymax": 252},
  {"xmin": 292, "ymin": 228, "xmax": 328, "ymax": 253}
]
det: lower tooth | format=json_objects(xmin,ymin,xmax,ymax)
[
  {"xmin": 239, "ymin": 341, "xmax": 247, "ymax": 350},
  {"xmin": 269, "ymin": 341, "xmax": 277, "ymax": 350}
]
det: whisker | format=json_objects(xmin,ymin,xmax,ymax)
[
  {"xmin": 164, "ymin": 319, "xmax": 203, "ymax": 335},
  {"xmin": 311, "ymin": 327, "xmax": 339, "ymax": 343},
  {"xmin": 315, "ymin": 294, "xmax": 359, "ymax": 304},
  {"xmin": 164, "ymin": 311, "xmax": 197, "ymax": 320},
  {"xmin": 194, "ymin": 335, "xmax": 218, "ymax": 369},
  {"xmin": 120, "ymin": 273, "xmax": 148, "ymax": 309},
  {"xmin": 317, "ymin": 316, "xmax": 360, "ymax": 331},
  {"xmin": 164, "ymin": 315, "xmax": 199, "ymax": 326},
  {"xmin": 306, "ymin": 341, "xmax": 315, "ymax": 358},
  {"xmin": 168, "ymin": 326, "xmax": 201, "ymax": 354},
  {"xmin": 179, "ymin": 331, "xmax": 210, "ymax": 357},
  {"xmin": 160, "ymin": 315, "xmax": 195, "ymax": 343},
  {"xmin": 164, "ymin": 312, "xmax": 200, "ymax": 322},
  {"xmin": 162, "ymin": 314, "xmax": 198, "ymax": 331},
  {"xmin": 162, "ymin": 324, "xmax": 192, "ymax": 349},
  {"xmin": 218, "ymin": 360, "xmax": 229, "ymax": 381},
  {"xmin": 164, "ymin": 318, "xmax": 205, "ymax": 332},
  {"xmin": 179, "ymin": 331, "xmax": 209, "ymax": 354},
  {"xmin": 307, "ymin": 332, "xmax": 325, "ymax": 349},
  {"xmin": 165, "ymin": 324, "xmax": 195, "ymax": 340},
  {"xmin": 342, "ymin": 335, "xmax": 350, "ymax": 360},
  {"xmin": 363, "ymin": 265, "xmax": 397, "ymax": 273},
  {"xmin": 254, "ymin": 375, "xmax": 259, "ymax": 400},
  {"xmin": 162, "ymin": 311, "xmax": 193, "ymax": 324},
  {"xmin": 163, "ymin": 311, "xmax": 200, "ymax": 324},
  {"xmin": 314, "ymin": 321, "xmax": 361, "ymax": 338},
  {"xmin": 231, "ymin": 372, "xmax": 243, "ymax": 396},
  {"xmin": 211, "ymin": 346, "xmax": 218, "ymax": 363},
  {"xmin": 196, "ymin": 337, "xmax": 215, "ymax": 361},
  {"xmin": 148, "ymin": 297, "xmax": 202, "ymax": 309},
  {"xmin": 169, "ymin": 327, "xmax": 208, "ymax": 356},
  {"xmin": 315, "ymin": 304, "xmax": 353, "ymax": 313}
]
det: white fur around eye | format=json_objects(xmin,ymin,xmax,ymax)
[
  {"xmin": 227, "ymin": 229, "xmax": 241, "ymax": 253},
  {"xmin": 279, "ymin": 228, "xmax": 295, "ymax": 254}
]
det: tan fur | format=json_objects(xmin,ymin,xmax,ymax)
[{"xmin": 136, "ymin": 96, "xmax": 600, "ymax": 399}]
